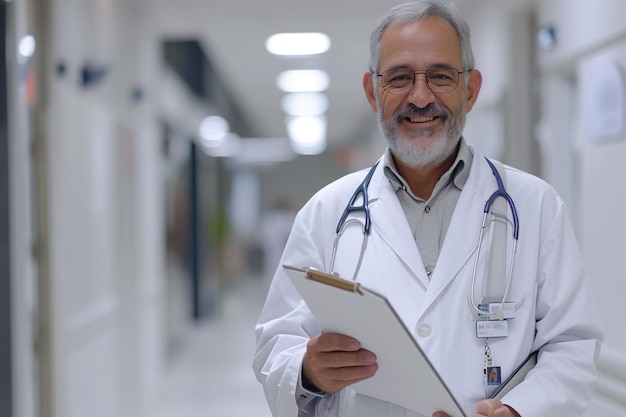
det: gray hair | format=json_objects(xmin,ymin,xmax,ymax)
[{"xmin": 368, "ymin": 0, "xmax": 475, "ymax": 73}]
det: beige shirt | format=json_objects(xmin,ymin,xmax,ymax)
[{"xmin": 383, "ymin": 139, "xmax": 473, "ymax": 278}]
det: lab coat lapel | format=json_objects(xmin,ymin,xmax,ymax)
[
  {"xmin": 419, "ymin": 150, "xmax": 497, "ymax": 311},
  {"xmin": 368, "ymin": 170, "xmax": 430, "ymax": 288}
]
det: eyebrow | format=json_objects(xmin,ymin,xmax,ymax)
[{"xmin": 381, "ymin": 63, "xmax": 459, "ymax": 72}]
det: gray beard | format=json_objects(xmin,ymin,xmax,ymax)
[{"xmin": 378, "ymin": 102, "xmax": 466, "ymax": 169}]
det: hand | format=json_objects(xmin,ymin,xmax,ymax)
[
  {"xmin": 302, "ymin": 333, "xmax": 378, "ymax": 393},
  {"xmin": 432, "ymin": 399, "xmax": 521, "ymax": 417}
]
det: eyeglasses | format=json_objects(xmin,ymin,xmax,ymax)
[{"xmin": 375, "ymin": 67, "xmax": 470, "ymax": 95}]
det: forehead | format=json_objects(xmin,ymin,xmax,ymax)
[{"xmin": 379, "ymin": 16, "xmax": 462, "ymax": 69}]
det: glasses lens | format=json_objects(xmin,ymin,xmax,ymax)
[
  {"xmin": 380, "ymin": 68, "xmax": 461, "ymax": 94},
  {"xmin": 426, "ymin": 68, "xmax": 459, "ymax": 92},
  {"xmin": 381, "ymin": 69, "xmax": 414, "ymax": 94}
]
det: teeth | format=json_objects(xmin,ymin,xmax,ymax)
[{"xmin": 409, "ymin": 116, "xmax": 435, "ymax": 123}]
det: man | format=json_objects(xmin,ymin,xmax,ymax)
[{"xmin": 253, "ymin": 1, "xmax": 603, "ymax": 416}]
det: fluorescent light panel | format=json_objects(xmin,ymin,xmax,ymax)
[
  {"xmin": 277, "ymin": 69, "xmax": 330, "ymax": 93},
  {"xmin": 281, "ymin": 93, "xmax": 329, "ymax": 116},
  {"xmin": 287, "ymin": 115, "xmax": 327, "ymax": 155},
  {"xmin": 266, "ymin": 32, "xmax": 331, "ymax": 56}
]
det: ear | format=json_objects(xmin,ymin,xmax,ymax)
[
  {"xmin": 464, "ymin": 69, "xmax": 482, "ymax": 113},
  {"xmin": 363, "ymin": 71, "xmax": 378, "ymax": 113}
]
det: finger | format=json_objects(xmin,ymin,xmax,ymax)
[
  {"xmin": 432, "ymin": 412, "xmax": 450, "ymax": 417},
  {"xmin": 475, "ymin": 399, "xmax": 501, "ymax": 415},
  {"xmin": 305, "ymin": 336, "xmax": 375, "ymax": 377},
  {"xmin": 323, "ymin": 348, "xmax": 377, "ymax": 368},
  {"xmin": 493, "ymin": 405, "xmax": 518, "ymax": 417},
  {"xmin": 304, "ymin": 359, "xmax": 378, "ymax": 393},
  {"xmin": 314, "ymin": 333, "xmax": 362, "ymax": 353},
  {"xmin": 330, "ymin": 362, "xmax": 378, "ymax": 383},
  {"xmin": 304, "ymin": 333, "xmax": 378, "ymax": 393}
]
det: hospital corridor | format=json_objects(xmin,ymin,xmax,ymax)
[
  {"xmin": 143, "ymin": 275, "xmax": 272, "ymax": 417},
  {"xmin": 2, "ymin": 0, "xmax": 626, "ymax": 416}
]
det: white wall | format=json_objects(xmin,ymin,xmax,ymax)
[
  {"xmin": 537, "ymin": 0, "xmax": 626, "ymax": 415},
  {"xmin": 463, "ymin": 3, "xmax": 540, "ymax": 175},
  {"xmin": 39, "ymin": 0, "xmax": 167, "ymax": 416},
  {"xmin": 577, "ymin": 44, "xmax": 626, "ymax": 416}
]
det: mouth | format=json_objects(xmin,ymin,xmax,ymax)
[{"xmin": 407, "ymin": 116, "xmax": 437, "ymax": 124}]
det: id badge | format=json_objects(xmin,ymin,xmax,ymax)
[{"xmin": 476, "ymin": 320, "xmax": 508, "ymax": 338}]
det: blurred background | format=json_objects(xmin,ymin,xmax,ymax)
[{"xmin": 2, "ymin": 0, "xmax": 626, "ymax": 416}]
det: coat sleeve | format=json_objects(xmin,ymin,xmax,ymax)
[
  {"xmin": 502, "ymin": 191, "xmax": 604, "ymax": 416},
  {"xmin": 252, "ymin": 201, "xmax": 331, "ymax": 417}
]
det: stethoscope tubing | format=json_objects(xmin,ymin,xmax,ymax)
[
  {"xmin": 469, "ymin": 158, "xmax": 519, "ymax": 320},
  {"xmin": 335, "ymin": 161, "xmax": 380, "ymax": 235},
  {"xmin": 330, "ymin": 157, "xmax": 519, "ymax": 311},
  {"xmin": 484, "ymin": 158, "xmax": 520, "ymax": 239},
  {"xmin": 468, "ymin": 211, "xmax": 518, "ymax": 320},
  {"xmin": 330, "ymin": 161, "xmax": 380, "ymax": 278}
]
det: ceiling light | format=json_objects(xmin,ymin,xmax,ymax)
[
  {"xmin": 277, "ymin": 70, "xmax": 330, "ymax": 93},
  {"xmin": 286, "ymin": 115, "xmax": 327, "ymax": 155},
  {"xmin": 198, "ymin": 115, "xmax": 229, "ymax": 148},
  {"xmin": 18, "ymin": 35, "xmax": 36, "ymax": 58},
  {"xmin": 281, "ymin": 93, "xmax": 329, "ymax": 116},
  {"xmin": 266, "ymin": 32, "xmax": 331, "ymax": 56}
]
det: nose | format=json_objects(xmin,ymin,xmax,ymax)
[{"xmin": 406, "ymin": 73, "xmax": 436, "ymax": 107}]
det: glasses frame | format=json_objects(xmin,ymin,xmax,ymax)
[{"xmin": 374, "ymin": 67, "xmax": 471, "ymax": 95}]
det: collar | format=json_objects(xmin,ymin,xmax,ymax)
[{"xmin": 383, "ymin": 137, "xmax": 473, "ymax": 195}]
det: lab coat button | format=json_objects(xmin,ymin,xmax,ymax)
[
  {"xmin": 425, "ymin": 206, "xmax": 431, "ymax": 213},
  {"xmin": 417, "ymin": 324, "xmax": 431, "ymax": 337}
]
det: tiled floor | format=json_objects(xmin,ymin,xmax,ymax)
[{"xmin": 146, "ymin": 276, "xmax": 273, "ymax": 417}]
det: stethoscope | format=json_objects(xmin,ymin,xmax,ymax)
[
  {"xmin": 468, "ymin": 158, "xmax": 519, "ymax": 320},
  {"xmin": 329, "ymin": 160, "xmax": 380, "ymax": 280},
  {"xmin": 329, "ymin": 157, "xmax": 519, "ymax": 320}
]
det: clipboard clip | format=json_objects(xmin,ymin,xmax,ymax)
[{"xmin": 305, "ymin": 268, "xmax": 364, "ymax": 295}]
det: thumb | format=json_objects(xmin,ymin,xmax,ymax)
[{"xmin": 476, "ymin": 399, "xmax": 501, "ymax": 415}]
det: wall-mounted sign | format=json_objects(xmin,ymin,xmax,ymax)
[{"xmin": 581, "ymin": 58, "xmax": 626, "ymax": 143}]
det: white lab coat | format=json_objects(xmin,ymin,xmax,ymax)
[{"xmin": 253, "ymin": 146, "xmax": 603, "ymax": 417}]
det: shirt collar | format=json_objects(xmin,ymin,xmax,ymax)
[{"xmin": 383, "ymin": 137, "xmax": 473, "ymax": 194}]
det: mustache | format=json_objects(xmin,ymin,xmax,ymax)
[{"xmin": 395, "ymin": 103, "xmax": 450, "ymax": 121}]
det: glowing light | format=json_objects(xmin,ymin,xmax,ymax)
[
  {"xmin": 286, "ymin": 115, "xmax": 327, "ymax": 155},
  {"xmin": 18, "ymin": 36, "xmax": 36, "ymax": 58},
  {"xmin": 281, "ymin": 93, "xmax": 329, "ymax": 116},
  {"xmin": 198, "ymin": 116, "xmax": 229, "ymax": 148},
  {"xmin": 266, "ymin": 32, "xmax": 331, "ymax": 56},
  {"xmin": 277, "ymin": 70, "xmax": 330, "ymax": 93}
]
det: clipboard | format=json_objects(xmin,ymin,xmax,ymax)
[{"xmin": 284, "ymin": 265, "xmax": 468, "ymax": 417}]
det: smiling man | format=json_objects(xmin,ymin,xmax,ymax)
[
  {"xmin": 253, "ymin": 1, "xmax": 603, "ymax": 416},
  {"xmin": 363, "ymin": 13, "xmax": 481, "ymax": 200}
]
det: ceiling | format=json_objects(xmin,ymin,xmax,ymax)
[{"xmin": 149, "ymin": 0, "xmax": 533, "ymax": 154}]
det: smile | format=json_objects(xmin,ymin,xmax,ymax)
[{"xmin": 408, "ymin": 116, "xmax": 436, "ymax": 123}]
